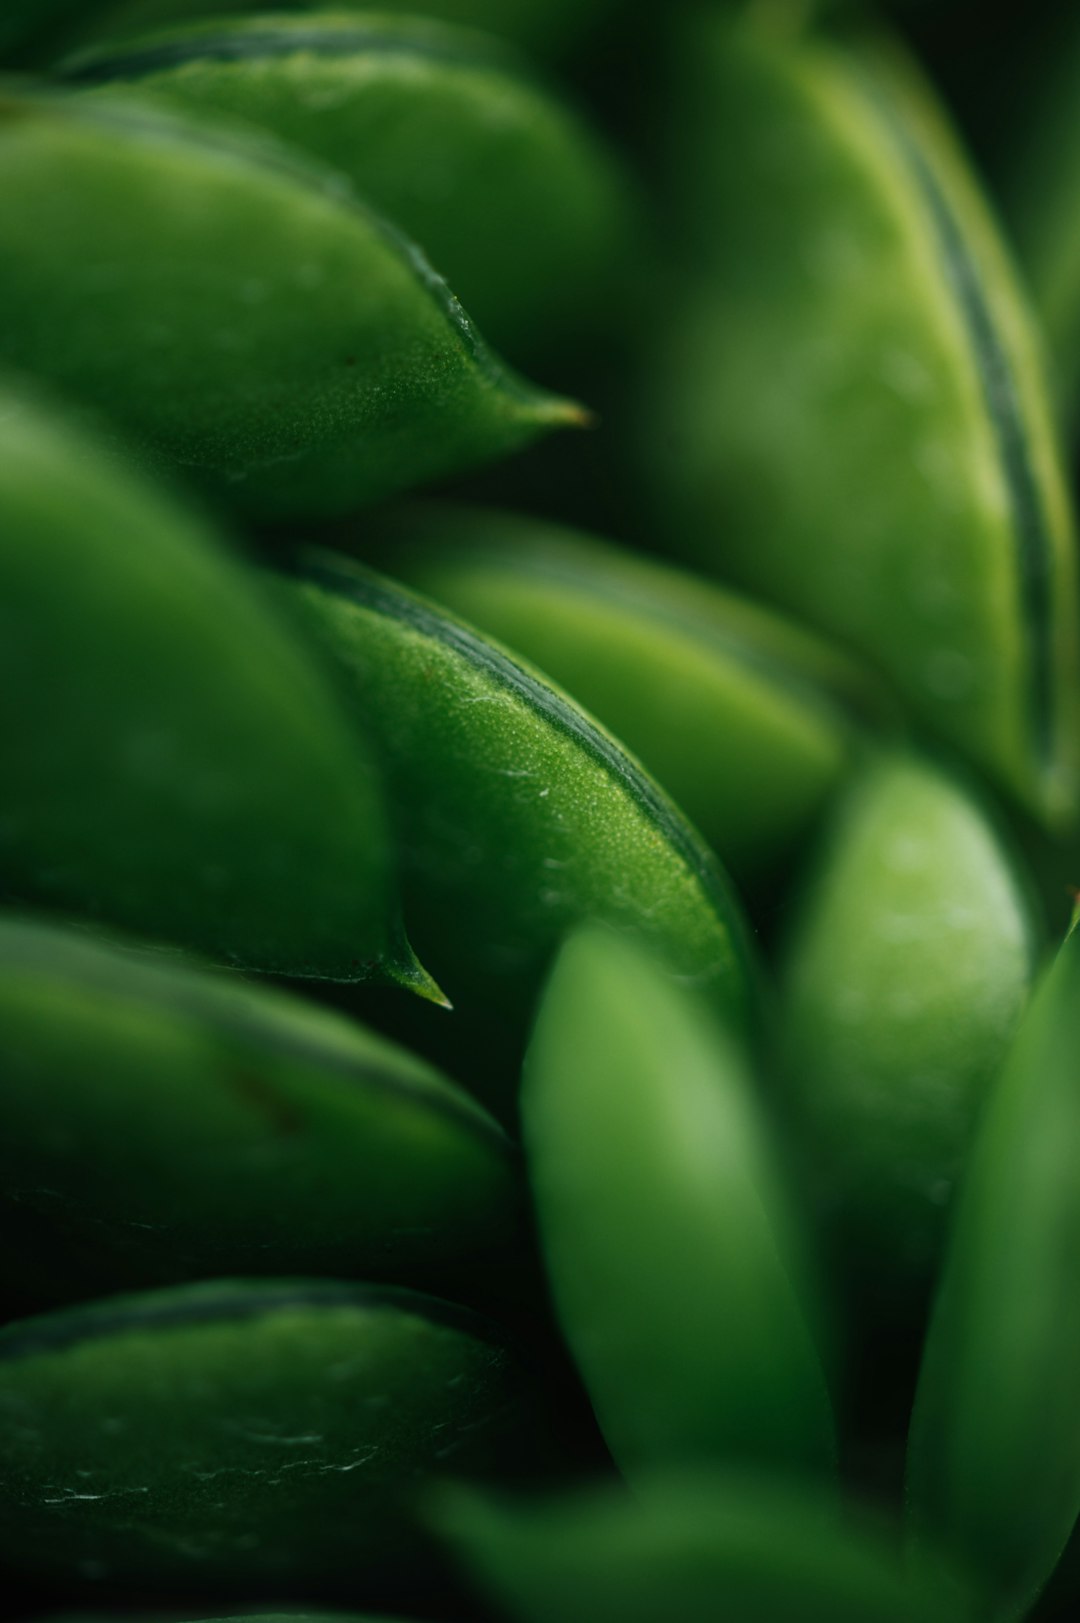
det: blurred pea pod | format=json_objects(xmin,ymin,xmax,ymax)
[
  {"xmin": 648, "ymin": 10, "xmax": 1080, "ymax": 828},
  {"xmin": 60, "ymin": 12, "xmax": 636, "ymax": 362},
  {"xmin": 0, "ymin": 88, "xmax": 581, "ymax": 520},
  {"xmin": 42, "ymin": 0, "xmax": 619, "ymax": 62},
  {"xmin": 381, "ymin": 504, "xmax": 879, "ymax": 889},
  {"xmin": 0, "ymin": 1279, "xmax": 544, "ymax": 1595},
  {"xmin": 524, "ymin": 927, "xmax": 835, "ymax": 1479},
  {"xmin": 0, "ymin": 380, "xmax": 431, "ymax": 993},
  {"xmin": 287, "ymin": 554, "xmax": 757, "ymax": 1108},
  {"xmin": 779, "ymin": 754, "xmax": 1037, "ymax": 1323},
  {"xmin": 437, "ymin": 1473, "xmax": 971, "ymax": 1623},
  {"xmin": 907, "ymin": 918, "xmax": 1080, "ymax": 1620},
  {"xmin": 0, "ymin": 916, "xmax": 517, "ymax": 1302}
]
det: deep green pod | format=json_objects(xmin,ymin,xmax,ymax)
[
  {"xmin": 648, "ymin": 12, "xmax": 1080, "ymax": 826},
  {"xmin": 437, "ymin": 1474, "xmax": 970, "ymax": 1623},
  {"xmin": 0, "ymin": 88, "xmax": 580, "ymax": 520},
  {"xmin": 0, "ymin": 381, "xmax": 429, "ymax": 992},
  {"xmin": 907, "ymin": 920, "xmax": 1080, "ymax": 1619},
  {"xmin": 0, "ymin": 916, "xmax": 516, "ymax": 1300},
  {"xmin": 61, "ymin": 13, "xmax": 635, "ymax": 360},
  {"xmin": 382, "ymin": 504, "xmax": 877, "ymax": 888},
  {"xmin": 523, "ymin": 927, "xmax": 835, "ymax": 1479},
  {"xmin": 780, "ymin": 753, "xmax": 1036, "ymax": 1321},
  {"xmin": 0, "ymin": 1279, "xmax": 542, "ymax": 1594},
  {"xmin": 288, "ymin": 554, "xmax": 756, "ymax": 1107}
]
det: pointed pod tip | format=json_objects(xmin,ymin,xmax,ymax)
[{"xmin": 389, "ymin": 948, "xmax": 453, "ymax": 1010}]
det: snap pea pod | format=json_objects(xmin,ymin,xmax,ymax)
[
  {"xmin": 780, "ymin": 753, "xmax": 1037, "ymax": 1323},
  {"xmin": 382, "ymin": 504, "xmax": 879, "ymax": 888},
  {"xmin": 649, "ymin": 11, "xmax": 1080, "ymax": 827},
  {"xmin": 0, "ymin": 87, "xmax": 580, "ymax": 520},
  {"xmin": 287, "ymin": 554, "xmax": 757, "ymax": 1108},
  {"xmin": 0, "ymin": 1279, "xmax": 542, "ymax": 1594},
  {"xmin": 524, "ymin": 927, "xmax": 835, "ymax": 1479},
  {"xmin": 907, "ymin": 919, "xmax": 1080, "ymax": 1620},
  {"xmin": 437, "ymin": 1473, "xmax": 971, "ymax": 1623},
  {"xmin": 0, "ymin": 916, "xmax": 516, "ymax": 1301},
  {"xmin": 0, "ymin": 380, "xmax": 429, "ymax": 992},
  {"xmin": 61, "ymin": 12, "xmax": 635, "ymax": 361}
]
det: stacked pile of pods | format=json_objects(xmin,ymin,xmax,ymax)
[{"xmin": 5, "ymin": 1, "xmax": 1080, "ymax": 1620}]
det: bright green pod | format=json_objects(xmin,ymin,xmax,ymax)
[
  {"xmin": 437, "ymin": 1474, "xmax": 971, "ymax": 1623},
  {"xmin": 0, "ymin": 1279, "xmax": 542, "ymax": 1595},
  {"xmin": 0, "ymin": 381, "xmax": 430, "ymax": 992},
  {"xmin": 523, "ymin": 927, "xmax": 835, "ymax": 1479},
  {"xmin": 907, "ymin": 920, "xmax": 1080, "ymax": 1619},
  {"xmin": 0, "ymin": 88, "xmax": 580, "ymax": 520},
  {"xmin": 0, "ymin": 916, "xmax": 517, "ymax": 1300},
  {"xmin": 648, "ymin": 11, "xmax": 1080, "ymax": 827},
  {"xmin": 47, "ymin": 0, "xmax": 618, "ymax": 61},
  {"xmin": 382, "ymin": 504, "xmax": 877, "ymax": 888},
  {"xmin": 780, "ymin": 753, "xmax": 1036, "ymax": 1321},
  {"xmin": 288, "ymin": 554, "xmax": 757, "ymax": 1107},
  {"xmin": 61, "ymin": 12, "xmax": 635, "ymax": 360}
]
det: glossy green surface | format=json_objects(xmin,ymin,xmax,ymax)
[
  {"xmin": 63, "ymin": 12, "xmax": 634, "ymax": 360},
  {"xmin": 439, "ymin": 1473, "xmax": 970, "ymax": 1623},
  {"xmin": 649, "ymin": 12, "xmax": 1080, "ymax": 826},
  {"xmin": 0, "ymin": 381, "xmax": 422, "ymax": 989},
  {"xmin": 384, "ymin": 504, "xmax": 874, "ymax": 887},
  {"xmin": 907, "ymin": 922, "xmax": 1080, "ymax": 1619},
  {"xmin": 0, "ymin": 916, "xmax": 517, "ymax": 1299},
  {"xmin": 0, "ymin": 88, "xmax": 579, "ymax": 520},
  {"xmin": 288, "ymin": 555, "xmax": 757, "ymax": 1107},
  {"xmin": 0, "ymin": 1279, "xmax": 539, "ymax": 1593},
  {"xmin": 523, "ymin": 928, "xmax": 834, "ymax": 1478},
  {"xmin": 780, "ymin": 753, "xmax": 1036, "ymax": 1315}
]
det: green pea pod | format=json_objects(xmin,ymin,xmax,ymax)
[
  {"xmin": 46, "ymin": 0, "xmax": 618, "ymax": 62},
  {"xmin": 780, "ymin": 753, "xmax": 1037, "ymax": 1322},
  {"xmin": 0, "ymin": 1279, "xmax": 543, "ymax": 1595},
  {"xmin": 0, "ymin": 915, "xmax": 516, "ymax": 1301},
  {"xmin": 907, "ymin": 919, "xmax": 1080, "ymax": 1619},
  {"xmin": 287, "ymin": 554, "xmax": 757, "ymax": 1108},
  {"xmin": 0, "ymin": 87, "xmax": 581, "ymax": 520},
  {"xmin": 436, "ymin": 1473, "xmax": 972, "ymax": 1623},
  {"xmin": 61, "ymin": 13, "xmax": 636, "ymax": 361},
  {"xmin": 648, "ymin": 11, "xmax": 1080, "ymax": 827},
  {"xmin": 381, "ymin": 504, "xmax": 880, "ymax": 888},
  {"xmin": 0, "ymin": 380, "xmax": 434, "ymax": 993},
  {"xmin": 523, "ymin": 926, "xmax": 835, "ymax": 1479}
]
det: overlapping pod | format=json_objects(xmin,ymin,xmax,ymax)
[
  {"xmin": 287, "ymin": 554, "xmax": 757, "ymax": 1106},
  {"xmin": 0, "ymin": 381, "xmax": 429, "ymax": 990},
  {"xmin": 779, "ymin": 753, "xmax": 1036, "ymax": 1321},
  {"xmin": 0, "ymin": 1279, "xmax": 542, "ymax": 1594},
  {"xmin": 0, "ymin": 916, "xmax": 517, "ymax": 1300},
  {"xmin": 62, "ymin": 12, "xmax": 635, "ymax": 359},
  {"xmin": 649, "ymin": 11, "xmax": 1080, "ymax": 826},
  {"xmin": 0, "ymin": 88, "xmax": 581, "ymax": 520},
  {"xmin": 383, "ymin": 505, "xmax": 877, "ymax": 887},
  {"xmin": 523, "ymin": 928, "xmax": 835, "ymax": 1479},
  {"xmin": 907, "ymin": 920, "xmax": 1080, "ymax": 1620},
  {"xmin": 438, "ymin": 1475, "xmax": 969, "ymax": 1623}
]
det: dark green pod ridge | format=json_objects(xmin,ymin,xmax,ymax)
[
  {"xmin": 0, "ymin": 1278, "xmax": 542, "ymax": 1594},
  {"xmin": 288, "ymin": 554, "xmax": 757, "ymax": 1105},
  {"xmin": 780, "ymin": 753, "xmax": 1036, "ymax": 1321},
  {"xmin": 437, "ymin": 1473, "xmax": 971, "ymax": 1623},
  {"xmin": 523, "ymin": 927, "xmax": 835, "ymax": 1479},
  {"xmin": 61, "ymin": 12, "xmax": 636, "ymax": 360},
  {"xmin": 0, "ymin": 915, "xmax": 516, "ymax": 1300},
  {"xmin": 382, "ymin": 504, "xmax": 878, "ymax": 888},
  {"xmin": 649, "ymin": 12, "xmax": 1080, "ymax": 826},
  {"xmin": 907, "ymin": 921, "xmax": 1080, "ymax": 1618},
  {"xmin": 0, "ymin": 88, "xmax": 582, "ymax": 520},
  {"xmin": 0, "ymin": 381, "xmax": 433, "ymax": 992}
]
